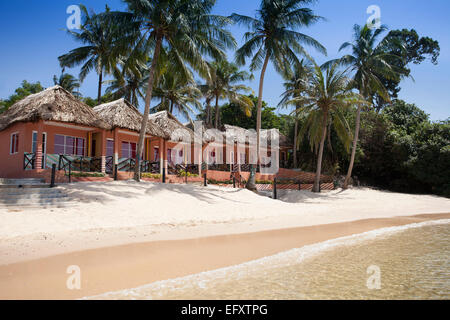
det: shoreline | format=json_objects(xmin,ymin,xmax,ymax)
[{"xmin": 1, "ymin": 212, "xmax": 449, "ymax": 300}]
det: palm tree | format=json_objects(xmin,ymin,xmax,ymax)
[
  {"xmin": 231, "ymin": 0, "xmax": 326, "ymax": 190},
  {"xmin": 329, "ymin": 24, "xmax": 406, "ymax": 189},
  {"xmin": 199, "ymin": 59, "xmax": 254, "ymax": 128},
  {"xmin": 105, "ymin": 61, "xmax": 149, "ymax": 107},
  {"xmin": 152, "ymin": 68, "xmax": 202, "ymax": 122},
  {"xmin": 53, "ymin": 72, "xmax": 81, "ymax": 98},
  {"xmin": 122, "ymin": 0, "xmax": 236, "ymax": 181},
  {"xmin": 279, "ymin": 60, "xmax": 312, "ymax": 168},
  {"xmin": 58, "ymin": 5, "xmax": 129, "ymax": 104},
  {"xmin": 288, "ymin": 63, "xmax": 363, "ymax": 192}
]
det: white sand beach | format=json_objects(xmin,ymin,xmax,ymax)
[
  {"xmin": 0, "ymin": 181, "xmax": 449, "ymax": 299},
  {"xmin": 1, "ymin": 181, "xmax": 449, "ymax": 264}
]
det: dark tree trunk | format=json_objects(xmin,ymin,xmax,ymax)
[
  {"xmin": 97, "ymin": 70, "xmax": 103, "ymax": 105},
  {"xmin": 313, "ymin": 112, "xmax": 328, "ymax": 193},
  {"xmin": 205, "ymin": 98, "xmax": 212, "ymax": 126},
  {"xmin": 293, "ymin": 110, "xmax": 299, "ymax": 168},
  {"xmin": 214, "ymin": 94, "xmax": 220, "ymax": 129},
  {"xmin": 134, "ymin": 35, "xmax": 163, "ymax": 181},
  {"xmin": 343, "ymin": 104, "xmax": 362, "ymax": 189}
]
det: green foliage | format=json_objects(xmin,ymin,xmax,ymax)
[
  {"xmin": 372, "ymin": 29, "xmax": 440, "ymax": 110},
  {"xmin": 82, "ymin": 92, "xmax": 115, "ymax": 107},
  {"xmin": 68, "ymin": 172, "xmax": 106, "ymax": 177},
  {"xmin": 382, "ymin": 100, "xmax": 429, "ymax": 135},
  {"xmin": 207, "ymin": 178, "xmax": 233, "ymax": 185},
  {"xmin": 209, "ymin": 95, "xmax": 284, "ymax": 132},
  {"xmin": 199, "ymin": 58, "xmax": 254, "ymax": 127},
  {"xmin": 0, "ymin": 80, "xmax": 44, "ymax": 112},
  {"xmin": 152, "ymin": 66, "xmax": 202, "ymax": 121},
  {"xmin": 351, "ymin": 100, "xmax": 449, "ymax": 197},
  {"xmin": 53, "ymin": 73, "xmax": 81, "ymax": 97},
  {"xmin": 141, "ymin": 173, "xmax": 162, "ymax": 179},
  {"xmin": 177, "ymin": 170, "xmax": 199, "ymax": 178}
]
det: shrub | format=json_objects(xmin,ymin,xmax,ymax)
[
  {"xmin": 68, "ymin": 172, "xmax": 105, "ymax": 178},
  {"xmin": 141, "ymin": 173, "xmax": 162, "ymax": 179},
  {"xmin": 177, "ymin": 170, "xmax": 199, "ymax": 178}
]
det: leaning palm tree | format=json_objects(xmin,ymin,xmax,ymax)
[
  {"xmin": 328, "ymin": 24, "xmax": 406, "ymax": 189},
  {"xmin": 288, "ymin": 63, "xmax": 364, "ymax": 192},
  {"xmin": 53, "ymin": 72, "xmax": 81, "ymax": 98},
  {"xmin": 198, "ymin": 59, "xmax": 254, "ymax": 128},
  {"xmin": 58, "ymin": 5, "xmax": 129, "ymax": 104},
  {"xmin": 122, "ymin": 0, "xmax": 236, "ymax": 181},
  {"xmin": 279, "ymin": 60, "xmax": 313, "ymax": 168},
  {"xmin": 231, "ymin": 0, "xmax": 326, "ymax": 190},
  {"xmin": 152, "ymin": 69, "xmax": 202, "ymax": 122}
]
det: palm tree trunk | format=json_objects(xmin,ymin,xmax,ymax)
[
  {"xmin": 343, "ymin": 104, "xmax": 362, "ymax": 189},
  {"xmin": 327, "ymin": 120, "xmax": 333, "ymax": 155},
  {"xmin": 214, "ymin": 95, "xmax": 220, "ymax": 129},
  {"xmin": 205, "ymin": 98, "xmax": 211, "ymax": 126},
  {"xmin": 170, "ymin": 100, "xmax": 174, "ymax": 114},
  {"xmin": 97, "ymin": 70, "xmax": 103, "ymax": 105},
  {"xmin": 313, "ymin": 112, "xmax": 328, "ymax": 193},
  {"xmin": 134, "ymin": 35, "xmax": 163, "ymax": 181},
  {"xmin": 293, "ymin": 110, "xmax": 298, "ymax": 168},
  {"xmin": 246, "ymin": 53, "xmax": 270, "ymax": 191}
]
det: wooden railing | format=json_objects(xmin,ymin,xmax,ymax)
[
  {"xmin": 24, "ymin": 152, "xmax": 36, "ymax": 170},
  {"xmin": 105, "ymin": 156, "xmax": 114, "ymax": 174}
]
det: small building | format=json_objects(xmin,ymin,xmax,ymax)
[
  {"xmin": 0, "ymin": 86, "xmax": 292, "ymax": 182},
  {"xmin": 0, "ymin": 86, "xmax": 110, "ymax": 180}
]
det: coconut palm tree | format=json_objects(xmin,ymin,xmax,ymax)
[
  {"xmin": 58, "ymin": 5, "xmax": 130, "ymax": 104},
  {"xmin": 279, "ymin": 60, "xmax": 312, "ymax": 168},
  {"xmin": 288, "ymin": 63, "xmax": 364, "ymax": 192},
  {"xmin": 199, "ymin": 60, "xmax": 254, "ymax": 128},
  {"xmin": 53, "ymin": 72, "xmax": 81, "ymax": 98},
  {"xmin": 122, "ymin": 0, "xmax": 236, "ymax": 181},
  {"xmin": 105, "ymin": 54, "xmax": 149, "ymax": 108},
  {"xmin": 328, "ymin": 24, "xmax": 406, "ymax": 189},
  {"xmin": 231, "ymin": 0, "xmax": 326, "ymax": 190},
  {"xmin": 152, "ymin": 69, "xmax": 202, "ymax": 122}
]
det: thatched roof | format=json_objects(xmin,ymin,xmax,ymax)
[
  {"xmin": 148, "ymin": 111, "xmax": 194, "ymax": 142},
  {"xmin": 0, "ymin": 86, "xmax": 110, "ymax": 131},
  {"xmin": 94, "ymin": 99, "xmax": 167, "ymax": 138},
  {"xmin": 185, "ymin": 123, "xmax": 293, "ymax": 148}
]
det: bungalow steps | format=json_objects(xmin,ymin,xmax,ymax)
[
  {"xmin": 0, "ymin": 187, "xmax": 75, "ymax": 209},
  {"xmin": 0, "ymin": 178, "xmax": 46, "ymax": 185}
]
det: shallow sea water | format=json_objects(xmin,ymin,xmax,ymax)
[{"xmin": 87, "ymin": 220, "xmax": 450, "ymax": 300}]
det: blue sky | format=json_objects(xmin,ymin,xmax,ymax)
[{"xmin": 0, "ymin": 0, "xmax": 449, "ymax": 121}]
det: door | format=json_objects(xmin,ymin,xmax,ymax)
[
  {"xmin": 42, "ymin": 133, "xmax": 47, "ymax": 169},
  {"xmin": 91, "ymin": 139, "xmax": 97, "ymax": 157}
]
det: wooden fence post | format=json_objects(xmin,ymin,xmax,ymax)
[
  {"xmin": 162, "ymin": 167, "xmax": 166, "ymax": 183},
  {"xmin": 273, "ymin": 178, "xmax": 277, "ymax": 200},
  {"xmin": 50, "ymin": 164, "xmax": 56, "ymax": 188}
]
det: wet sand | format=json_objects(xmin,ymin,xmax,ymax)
[{"xmin": 1, "ymin": 212, "xmax": 448, "ymax": 300}]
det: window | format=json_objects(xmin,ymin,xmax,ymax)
[
  {"xmin": 240, "ymin": 153, "xmax": 246, "ymax": 164},
  {"xmin": 106, "ymin": 140, "xmax": 114, "ymax": 157},
  {"xmin": 154, "ymin": 147, "xmax": 160, "ymax": 161},
  {"xmin": 167, "ymin": 148, "xmax": 172, "ymax": 163},
  {"xmin": 121, "ymin": 141, "xmax": 136, "ymax": 159},
  {"xmin": 10, "ymin": 133, "xmax": 19, "ymax": 154},
  {"xmin": 54, "ymin": 134, "xmax": 85, "ymax": 156},
  {"xmin": 32, "ymin": 131, "xmax": 38, "ymax": 153}
]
